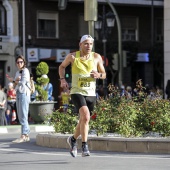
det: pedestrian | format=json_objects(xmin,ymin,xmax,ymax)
[
  {"xmin": 58, "ymin": 88, "xmax": 70, "ymax": 113},
  {"xmin": 42, "ymin": 74, "xmax": 54, "ymax": 101},
  {"xmin": 7, "ymin": 55, "xmax": 31, "ymax": 143},
  {"xmin": 30, "ymin": 73, "xmax": 36, "ymax": 102},
  {"xmin": 6, "ymin": 82, "xmax": 18, "ymax": 124},
  {"xmin": 29, "ymin": 73, "xmax": 36, "ymax": 123},
  {"xmin": 58, "ymin": 34, "xmax": 106, "ymax": 157},
  {"xmin": 0, "ymin": 84, "xmax": 7, "ymax": 126},
  {"xmin": 125, "ymin": 86, "xmax": 132, "ymax": 100}
]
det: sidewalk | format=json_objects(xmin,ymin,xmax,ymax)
[{"xmin": 0, "ymin": 124, "xmax": 55, "ymax": 134}]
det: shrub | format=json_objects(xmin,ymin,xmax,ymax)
[
  {"xmin": 48, "ymin": 105, "xmax": 78, "ymax": 134},
  {"xmin": 136, "ymin": 99, "xmax": 170, "ymax": 136},
  {"xmin": 35, "ymin": 62, "xmax": 49, "ymax": 101},
  {"xmin": 90, "ymin": 80, "xmax": 170, "ymax": 137},
  {"xmin": 48, "ymin": 80, "xmax": 170, "ymax": 137},
  {"xmin": 36, "ymin": 61, "xmax": 49, "ymax": 76}
]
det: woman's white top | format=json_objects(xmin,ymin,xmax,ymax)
[{"xmin": 15, "ymin": 68, "xmax": 31, "ymax": 96}]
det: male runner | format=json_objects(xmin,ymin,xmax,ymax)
[{"xmin": 58, "ymin": 35, "xmax": 106, "ymax": 157}]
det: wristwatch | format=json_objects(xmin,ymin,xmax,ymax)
[{"xmin": 100, "ymin": 73, "xmax": 102, "ymax": 78}]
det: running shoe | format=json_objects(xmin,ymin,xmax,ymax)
[
  {"xmin": 82, "ymin": 144, "xmax": 90, "ymax": 157},
  {"xmin": 67, "ymin": 136, "xmax": 77, "ymax": 157}
]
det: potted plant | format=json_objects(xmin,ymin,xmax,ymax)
[{"xmin": 29, "ymin": 61, "xmax": 57, "ymax": 123}]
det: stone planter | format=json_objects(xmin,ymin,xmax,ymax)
[{"xmin": 29, "ymin": 101, "xmax": 57, "ymax": 123}]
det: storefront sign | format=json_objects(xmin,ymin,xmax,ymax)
[
  {"xmin": 27, "ymin": 48, "xmax": 39, "ymax": 62},
  {"xmin": 56, "ymin": 49, "xmax": 70, "ymax": 63}
]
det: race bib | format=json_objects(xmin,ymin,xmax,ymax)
[{"xmin": 78, "ymin": 77, "xmax": 94, "ymax": 89}]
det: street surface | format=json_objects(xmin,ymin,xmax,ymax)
[{"xmin": 0, "ymin": 132, "xmax": 170, "ymax": 170}]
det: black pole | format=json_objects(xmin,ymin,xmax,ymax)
[
  {"xmin": 151, "ymin": 0, "xmax": 154, "ymax": 49},
  {"xmin": 151, "ymin": 0, "xmax": 154, "ymax": 86},
  {"xmin": 102, "ymin": 5, "xmax": 108, "ymax": 98}
]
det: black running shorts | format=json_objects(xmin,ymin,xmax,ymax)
[{"xmin": 71, "ymin": 94, "xmax": 96, "ymax": 115}]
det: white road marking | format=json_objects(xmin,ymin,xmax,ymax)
[{"xmin": 0, "ymin": 128, "xmax": 8, "ymax": 133}]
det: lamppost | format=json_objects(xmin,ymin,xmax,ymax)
[
  {"xmin": 106, "ymin": 0, "xmax": 123, "ymax": 87},
  {"xmin": 95, "ymin": 5, "xmax": 115, "ymax": 97}
]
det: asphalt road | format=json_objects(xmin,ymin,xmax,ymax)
[{"xmin": 0, "ymin": 132, "xmax": 170, "ymax": 170}]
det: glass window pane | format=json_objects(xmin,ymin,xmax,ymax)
[
  {"xmin": 37, "ymin": 11, "xmax": 58, "ymax": 38},
  {"xmin": 128, "ymin": 29, "xmax": 135, "ymax": 34},
  {"xmin": 131, "ymin": 35, "xmax": 136, "ymax": 41},
  {"xmin": 0, "ymin": 3, "xmax": 6, "ymax": 35},
  {"xmin": 121, "ymin": 17, "xmax": 138, "ymax": 41},
  {"xmin": 38, "ymin": 19, "xmax": 56, "ymax": 38}
]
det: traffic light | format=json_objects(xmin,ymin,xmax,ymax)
[
  {"xmin": 123, "ymin": 51, "xmax": 138, "ymax": 67},
  {"xmin": 112, "ymin": 53, "xmax": 118, "ymax": 70}
]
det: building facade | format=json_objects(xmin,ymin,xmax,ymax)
[
  {"xmin": 0, "ymin": 0, "xmax": 164, "ymax": 105},
  {"xmin": 0, "ymin": 0, "xmax": 19, "ymax": 87}
]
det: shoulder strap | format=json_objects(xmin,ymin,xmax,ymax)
[{"xmin": 75, "ymin": 51, "xmax": 80, "ymax": 58}]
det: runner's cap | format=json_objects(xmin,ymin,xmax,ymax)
[{"xmin": 80, "ymin": 35, "xmax": 94, "ymax": 43}]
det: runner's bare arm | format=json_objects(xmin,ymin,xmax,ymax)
[
  {"xmin": 97, "ymin": 54, "xmax": 106, "ymax": 79},
  {"xmin": 91, "ymin": 53, "xmax": 106, "ymax": 79}
]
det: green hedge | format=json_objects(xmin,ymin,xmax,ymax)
[
  {"xmin": 90, "ymin": 96, "xmax": 170, "ymax": 137},
  {"xmin": 48, "ymin": 81, "xmax": 170, "ymax": 137}
]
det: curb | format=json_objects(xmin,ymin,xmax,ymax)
[
  {"xmin": 36, "ymin": 133, "xmax": 170, "ymax": 154},
  {"xmin": 0, "ymin": 125, "xmax": 55, "ymax": 134}
]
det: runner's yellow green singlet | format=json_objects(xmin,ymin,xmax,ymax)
[{"xmin": 70, "ymin": 51, "xmax": 96, "ymax": 96}]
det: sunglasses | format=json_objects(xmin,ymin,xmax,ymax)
[{"xmin": 16, "ymin": 61, "xmax": 24, "ymax": 64}]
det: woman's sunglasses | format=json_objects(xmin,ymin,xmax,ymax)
[{"xmin": 16, "ymin": 61, "xmax": 24, "ymax": 64}]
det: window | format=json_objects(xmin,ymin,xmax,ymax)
[
  {"xmin": 37, "ymin": 11, "xmax": 58, "ymax": 38},
  {"xmin": 155, "ymin": 18, "xmax": 163, "ymax": 42},
  {"xmin": 0, "ymin": 3, "xmax": 7, "ymax": 35},
  {"xmin": 121, "ymin": 17, "xmax": 138, "ymax": 41}
]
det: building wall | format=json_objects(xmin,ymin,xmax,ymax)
[
  {"xmin": 0, "ymin": 0, "xmax": 19, "ymax": 87},
  {"xmin": 22, "ymin": 1, "xmax": 163, "ymax": 102},
  {"xmin": 25, "ymin": 2, "xmax": 163, "ymax": 51},
  {"xmin": 25, "ymin": 1, "xmax": 84, "ymax": 49},
  {"xmin": 0, "ymin": 0, "xmax": 164, "ymax": 101}
]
